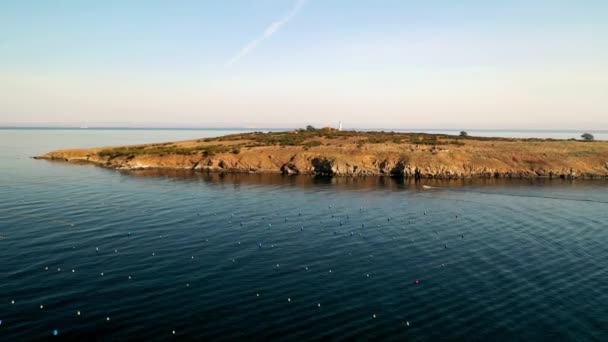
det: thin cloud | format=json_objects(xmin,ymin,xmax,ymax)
[{"xmin": 225, "ymin": 0, "xmax": 308, "ymax": 67}]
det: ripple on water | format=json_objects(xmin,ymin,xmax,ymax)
[{"xmin": 1, "ymin": 169, "xmax": 608, "ymax": 340}]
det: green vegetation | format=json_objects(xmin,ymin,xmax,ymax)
[
  {"xmin": 98, "ymin": 127, "xmax": 585, "ymax": 159},
  {"xmin": 98, "ymin": 144, "xmax": 235, "ymax": 158},
  {"xmin": 581, "ymin": 133, "xmax": 594, "ymax": 141}
]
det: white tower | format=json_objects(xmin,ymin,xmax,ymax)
[{"xmin": 338, "ymin": 121, "xmax": 343, "ymax": 131}]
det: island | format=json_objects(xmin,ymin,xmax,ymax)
[{"xmin": 35, "ymin": 129, "xmax": 608, "ymax": 179}]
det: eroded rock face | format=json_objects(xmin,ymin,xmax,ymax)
[
  {"xmin": 35, "ymin": 142, "xmax": 608, "ymax": 179},
  {"xmin": 281, "ymin": 163, "xmax": 299, "ymax": 175},
  {"xmin": 311, "ymin": 158, "xmax": 334, "ymax": 175}
]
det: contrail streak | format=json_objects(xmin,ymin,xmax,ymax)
[{"xmin": 225, "ymin": 0, "xmax": 308, "ymax": 67}]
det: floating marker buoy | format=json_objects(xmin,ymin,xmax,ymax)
[
  {"xmin": 172, "ymin": 330, "xmax": 176, "ymax": 335},
  {"xmin": 53, "ymin": 329, "xmax": 59, "ymax": 336},
  {"xmin": 317, "ymin": 303, "xmax": 321, "ymax": 307},
  {"xmin": 77, "ymin": 310, "xmax": 81, "ymax": 316},
  {"xmin": 128, "ymin": 276, "xmax": 132, "ymax": 280},
  {"xmin": 406, "ymin": 321, "xmax": 410, "ymax": 326},
  {"xmin": 45, "ymin": 267, "xmax": 48, "ymax": 271},
  {"xmin": 287, "ymin": 298, "xmax": 291, "ymax": 302},
  {"xmin": 40, "ymin": 305, "xmax": 44, "ymax": 309},
  {"xmin": 72, "ymin": 269, "xmax": 75, "ymax": 273},
  {"xmin": 305, "ymin": 267, "xmax": 308, "ymax": 271},
  {"xmin": 256, "ymin": 293, "xmax": 259, "ymax": 297},
  {"xmin": 373, "ymin": 314, "xmax": 376, "ymax": 318},
  {"xmin": 106, "ymin": 317, "xmax": 110, "ymax": 321},
  {"xmin": 100, "ymin": 272, "xmax": 104, "ymax": 276},
  {"xmin": 11, "ymin": 300, "xmax": 15, "ymax": 304},
  {"xmin": 415, "ymin": 279, "xmax": 420, "ymax": 285}
]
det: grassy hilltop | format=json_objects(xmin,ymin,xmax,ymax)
[{"xmin": 36, "ymin": 128, "xmax": 608, "ymax": 179}]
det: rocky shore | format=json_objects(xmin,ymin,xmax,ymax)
[{"xmin": 35, "ymin": 130, "xmax": 608, "ymax": 179}]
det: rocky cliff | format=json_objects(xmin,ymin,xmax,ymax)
[{"xmin": 35, "ymin": 130, "xmax": 608, "ymax": 179}]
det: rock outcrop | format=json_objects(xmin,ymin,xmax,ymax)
[{"xmin": 34, "ymin": 131, "xmax": 608, "ymax": 179}]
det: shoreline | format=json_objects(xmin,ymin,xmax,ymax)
[{"xmin": 34, "ymin": 130, "xmax": 608, "ymax": 180}]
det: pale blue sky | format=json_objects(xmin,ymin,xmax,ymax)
[{"xmin": 1, "ymin": 0, "xmax": 607, "ymax": 129}]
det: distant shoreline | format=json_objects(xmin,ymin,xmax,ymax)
[{"xmin": 35, "ymin": 129, "xmax": 608, "ymax": 179}]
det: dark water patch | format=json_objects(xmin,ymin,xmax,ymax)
[{"xmin": 2, "ymin": 130, "xmax": 608, "ymax": 340}]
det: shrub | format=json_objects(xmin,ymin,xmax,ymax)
[{"xmin": 581, "ymin": 133, "xmax": 594, "ymax": 141}]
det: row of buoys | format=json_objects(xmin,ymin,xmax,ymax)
[{"xmin": 7, "ymin": 206, "xmax": 442, "ymax": 338}]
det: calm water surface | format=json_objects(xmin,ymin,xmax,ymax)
[{"xmin": 1, "ymin": 129, "xmax": 607, "ymax": 341}]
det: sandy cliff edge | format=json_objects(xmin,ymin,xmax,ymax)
[{"xmin": 34, "ymin": 130, "xmax": 608, "ymax": 179}]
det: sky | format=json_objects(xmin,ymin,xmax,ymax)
[{"xmin": 1, "ymin": 0, "xmax": 607, "ymax": 129}]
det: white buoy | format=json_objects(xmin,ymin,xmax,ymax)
[
  {"xmin": 45, "ymin": 266, "xmax": 48, "ymax": 271},
  {"xmin": 106, "ymin": 317, "xmax": 110, "ymax": 321},
  {"xmin": 287, "ymin": 298, "xmax": 291, "ymax": 302},
  {"xmin": 128, "ymin": 276, "xmax": 132, "ymax": 280},
  {"xmin": 40, "ymin": 305, "xmax": 44, "ymax": 309},
  {"xmin": 77, "ymin": 310, "xmax": 81, "ymax": 316},
  {"xmin": 100, "ymin": 272, "xmax": 104, "ymax": 276},
  {"xmin": 317, "ymin": 303, "xmax": 321, "ymax": 307},
  {"xmin": 373, "ymin": 314, "xmax": 376, "ymax": 318},
  {"xmin": 72, "ymin": 269, "xmax": 75, "ymax": 273},
  {"xmin": 256, "ymin": 293, "xmax": 260, "ymax": 297},
  {"xmin": 172, "ymin": 330, "xmax": 176, "ymax": 335},
  {"xmin": 11, "ymin": 300, "xmax": 15, "ymax": 304}
]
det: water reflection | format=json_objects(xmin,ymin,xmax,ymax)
[{"xmin": 122, "ymin": 169, "xmax": 607, "ymax": 191}]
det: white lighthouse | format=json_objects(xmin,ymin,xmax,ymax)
[{"xmin": 338, "ymin": 121, "xmax": 343, "ymax": 131}]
